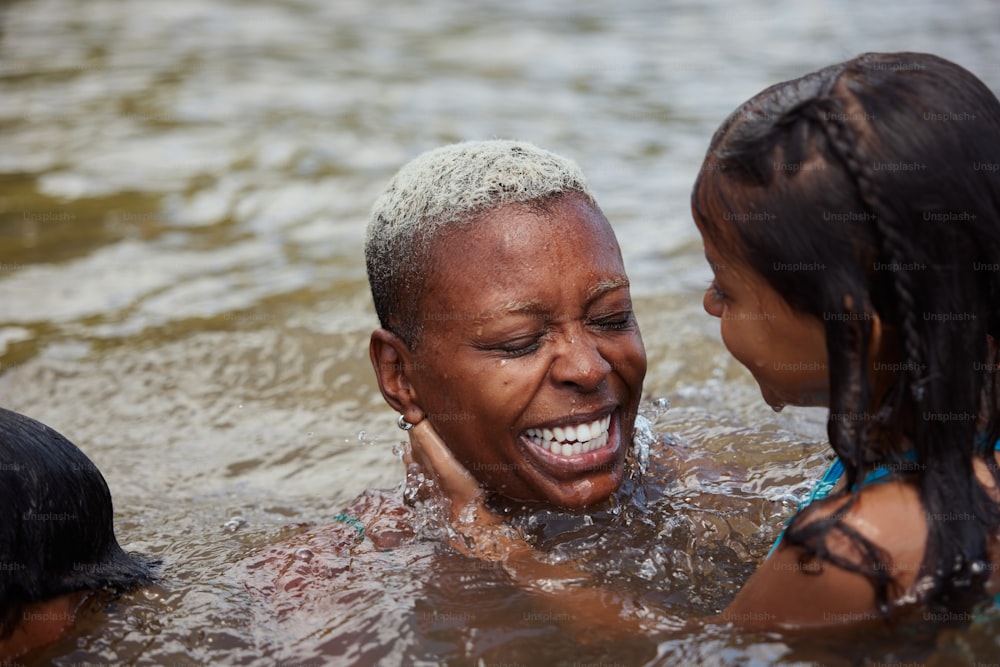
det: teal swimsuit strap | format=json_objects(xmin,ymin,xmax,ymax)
[
  {"xmin": 767, "ymin": 439, "xmax": 1000, "ymax": 559},
  {"xmin": 766, "ymin": 455, "xmax": 893, "ymax": 558},
  {"xmin": 766, "ymin": 451, "xmax": 911, "ymax": 558},
  {"xmin": 766, "ymin": 459, "xmax": 843, "ymax": 559}
]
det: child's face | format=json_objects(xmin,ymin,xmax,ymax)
[
  {"xmin": 405, "ymin": 194, "xmax": 647, "ymax": 508},
  {"xmin": 699, "ymin": 230, "xmax": 829, "ymax": 410}
]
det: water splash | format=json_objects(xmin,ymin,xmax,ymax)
[{"xmin": 631, "ymin": 414, "xmax": 653, "ymax": 475}]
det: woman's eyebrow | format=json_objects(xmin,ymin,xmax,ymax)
[
  {"xmin": 474, "ymin": 278, "xmax": 631, "ymax": 322},
  {"xmin": 503, "ymin": 299, "xmax": 546, "ymax": 313},
  {"xmin": 475, "ymin": 299, "xmax": 547, "ymax": 321},
  {"xmin": 586, "ymin": 277, "xmax": 630, "ymax": 300}
]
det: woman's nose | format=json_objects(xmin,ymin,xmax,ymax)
[{"xmin": 549, "ymin": 331, "xmax": 612, "ymax": 391}]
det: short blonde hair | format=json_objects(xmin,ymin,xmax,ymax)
[{"xmin": 365, "ymin": 140, "xmax": 594, "ymax": 346}]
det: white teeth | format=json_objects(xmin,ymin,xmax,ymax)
[{"xmin": 524, "ymin": 415, "xmax": 612, "ymax": 457}]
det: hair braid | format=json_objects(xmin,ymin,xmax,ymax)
[{"xmin": 814, "ymin": 99, "xmax": 926, "ymax": 402}]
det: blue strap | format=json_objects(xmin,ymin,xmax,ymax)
[
  {"xmin": 766, "ymin": 458, "xmax": 843, "ymax": 558},
  {"xmin": 765, "ymin": 452, "xmax": 913, "ymax": 558},
  {"xmin": 768, "ymin": 439, "xmax": 1000, "ymax": 558},
  {"xmin": 332, "ymin": 512, "xmax": 366, "ymax": 541}
]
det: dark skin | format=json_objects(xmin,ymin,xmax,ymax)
[
  {"xmin": 370, "ymin": 193, "xmax": 646, "ymax": 509},
  {"xmin": 239, "ymin": 194, "xmax": 648, "ymax": 636}
]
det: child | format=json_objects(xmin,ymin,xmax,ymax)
[
  {"xmin": 692, "ymin": 51, "xmax": 1000, "ymax": 626},
  {"xmin": 0, "ymin": 407, "xmax": 155, "ymax": 658}
]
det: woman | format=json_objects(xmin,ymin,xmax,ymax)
[
  {"xmin": 239, "ymin": 140, "xmax": 655, "ymax": 647},
  {"xmin": 366, "ymin": 139, "xmax": 647, "ymax": 510}
]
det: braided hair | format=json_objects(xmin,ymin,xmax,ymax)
[{"xmin": 692, "ymin": 52, "xmax": 1000, "ymax": 614}]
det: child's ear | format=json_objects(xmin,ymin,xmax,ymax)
[
  {"xmin": 869, "ymin": 311, "xmax": 884, "ymax": 357},
  {"xmin": 868, "ymin": 311, "xmax": 900, "ymax": 371},
  {"xmin": 369, "ymin": 328, "xmax": 425, "ymax": 425}
]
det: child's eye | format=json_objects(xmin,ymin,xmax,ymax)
[{"xmin": 707, "ymin": 280, "xmax": 728, "ymax": 301}]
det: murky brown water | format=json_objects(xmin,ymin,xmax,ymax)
[{"xmin": 3, "ymin": 0, "xmax": 1000, "ymax": 664}]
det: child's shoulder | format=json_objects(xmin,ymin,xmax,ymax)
[
  {"xmin": 721, "ymin": 479, "xmax": 927, "ymax": 628},
  {"xmin": 825, "ymin": 479, "xmax": 928, "ymax": 583}
]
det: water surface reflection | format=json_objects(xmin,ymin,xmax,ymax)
[{"xmin": 2, "ymin": 0, "xmax": 1000, "ymax": 664}]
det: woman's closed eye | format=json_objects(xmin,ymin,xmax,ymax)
[
  {"xmin": 483, "ymin": 333, "xmax": 546, "ymax": 358},
  {"xmin": 589, "ymin": 310, "xmax": 636, "ymax": 331}
]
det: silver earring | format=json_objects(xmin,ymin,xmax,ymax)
[{"xmin": 397, "ymin": 414, "xmax": 413, "ymax": 431}]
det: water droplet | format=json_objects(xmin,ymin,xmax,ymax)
[
  {"xmin": 306, "ymin": 431, "xmax": 314, "ymax": 437},
  {"xmin": 294, "ymin": 547, "xmax": 315, "ymax": 561},
  {"xmin": 357, "ymin": 430, "xmax": 367, "ymax": 441},
  {"xmin": 223, "ymin": 516, "xmax": 246, "ymax": 532},
  {"xmin": 771, "ymin": 403, "xmax": 785, "ymax": 413}
]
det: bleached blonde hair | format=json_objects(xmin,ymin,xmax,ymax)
[{"xmin": 365, "ymin": 140, "xmax": 595, "ymax": 346}]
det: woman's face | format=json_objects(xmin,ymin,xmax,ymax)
[
  {"xmin": 406, "ymin": 194, "xmax": 646, "ymax": 508},
  {"xmin": 698, "ymin": 228, "xmax": 829, "ymax": 410}
]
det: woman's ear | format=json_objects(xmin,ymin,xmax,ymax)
[{"xmin": 369, "ymin": 328, "xmax": 425, "ymax": 425}]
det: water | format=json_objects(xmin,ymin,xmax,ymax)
[{"xmin": 2, "ymin": 0, "xmax": 1000, "ymax": 664}]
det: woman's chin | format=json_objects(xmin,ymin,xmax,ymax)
[{"xmin": 499, "ymin": 468, "xmax": 623, "ymax": 509}]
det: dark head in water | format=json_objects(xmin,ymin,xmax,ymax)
[{"xmin": 0, "ymin": 407, "xmax": 155, "ymax": 654}]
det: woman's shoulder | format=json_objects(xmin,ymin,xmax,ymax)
[{"xmin": 236, "ymin": 486, "xmax": 416, "ymax": 600}]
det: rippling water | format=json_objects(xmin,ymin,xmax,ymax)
[{"xmin": 3, "ymin": 0, "xmax": 1000, "ymax": 664}]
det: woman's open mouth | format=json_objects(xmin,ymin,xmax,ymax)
[{"xmin": 520, "ymin": 411, "xmax": 620, "ymax": 475}]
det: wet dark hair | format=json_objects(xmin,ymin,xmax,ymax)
[
  {"xmin": 0, "ymin": 407, "xmax": 156, "ymax": 638},
  {"xmin": 692, "ymin": 52, "xmax": 1000, "ymax": 614}
]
